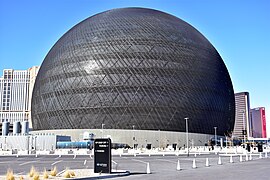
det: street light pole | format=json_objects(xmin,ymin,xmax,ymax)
[
  {"xmin": 214, "ymin": 127, "xmax": 217, "ymax": 147},
  {"xmin": 185, "ymin": 117, "xmax": 189, "ymax": 157},
  {"xmin": 158, "ymin": 129, "xmax": 161, "ymax": 150},
  {"xmin": 132, "ymin": 125, "xmax": 135, "ymax": 149},
  {"xmin": 242, "ymin": 110, "xmax": 246, "ymax": 144},
  {"xmin": 102, "ymin": 123, "xmax": 105, "ymax": 138}
]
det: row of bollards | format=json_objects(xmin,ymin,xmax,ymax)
[{"xmin": 167, "ymin": 152, "xmax": 269, "ymax": 173}]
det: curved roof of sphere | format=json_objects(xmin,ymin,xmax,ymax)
[{"xmin": 32, "ymin": 7, "xmax": 235, "ymax": 136}]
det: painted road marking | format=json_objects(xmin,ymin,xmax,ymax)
[
  {"xmin": 131, "ymin": 159, "xmax": 148, "ymax": 164},
  {"xmin": 51, "ymin": 160, "xmax": 63, "ymax": 166},
  {"xmin": 19, "ymin": 161, "xmax": 39, "ymax": 166},
  {"xmin": 156, "ymin": 159, "xmax": 177, "ymax": 163}
]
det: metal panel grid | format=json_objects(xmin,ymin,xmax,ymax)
[{"xmin": 32, "ymin": 8, "xmax": 235, "ymax": 135}]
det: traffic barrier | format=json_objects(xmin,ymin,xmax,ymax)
[
  {"xmin": 239, "ymin": 154, "xmax": 243, "ymax": 162},
  {"xmin": 230, "ymin": 155, "xmax": 233, "ymax": 163},
  {"xmin": 146, "ymin": 163, "xmax": 151, "ymax": 174},
  {"xmin": 192, "ymin": 158, "xmax": 197, "ymax": 169},
  {"xmin": 177, "ymin": 159, "xmax": 181, "ymax": 171},
  {"xmin": 245, "ymin": 154, "xmax": 249, "ymax": 161},
  {"xmin": 205, "ymin": 158, "xmax": 210, "ymax": 167},
  {"xmin": 218, "ymin": 156, "xmax": 222, "ymax": 165}
]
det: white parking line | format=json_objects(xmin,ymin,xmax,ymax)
[
  {"xmin": 156, "ymin": 159, "xmax": 177, "ymax": 163},
  {"xmin": 51, "ymin": 160, "xmax": 63, "ymax": 166},
  {"xmin": 131, "ymin": 159, "xmax": 148, "ymax": 164},
  {"xmin": 0, "ymin": 161, "xmax": 12, "ymax": 164},
  {"xmin": 57, "ymin": 169, "xmax": 66, "ymax": 176},
  {"xmin": 19, "ymin": 160, "xmax": 39, "ymax": 166}
]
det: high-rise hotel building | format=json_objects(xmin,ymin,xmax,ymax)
[
  {"xmin": 233, "ymin": 92, "xmax": 251, "ymax": 140},
  {"xmin": 251, "ymin": 107, "xmax": 267, "ymax": 138},
  {"xmin": 0, "ymin": 66, "xmax": 39, "ymax": 128}
]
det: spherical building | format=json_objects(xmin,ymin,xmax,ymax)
[{"xmin": 32, "ymin": 8, "xmax": 235, "ymax": 139}]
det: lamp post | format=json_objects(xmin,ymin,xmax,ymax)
[
  {"xmin": 242, "ymin": 110, "xmax": 246, "ymax": 144},
  {"xmin": 184, "ymin": 117, "xmax": 189, "ymax": 157},
  {"xmin": 34, "ymin": 136, "xmax": 37, "ymax": 150},
  {"xmin": 132, "ymin": 125, "xmax": 135, "ymax": 149},
  {"xmin": 158, "ymin": 129, "xmax": 161, "ymax": 150},
  {"xmin": 214, "ymin": 127, "xmax": 217, "ymax": 147},
  {"xmin": 102, "ymin": 123, "xmax": 105, "ymax": 138}
]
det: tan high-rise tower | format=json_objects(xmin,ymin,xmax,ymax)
[
  {"xmin": 233, "ymin": 92, "xmax": 251, "ymax": 141},
  {"xmin": 0, "ymin": 66, "xmax": 39, "ymax": 128}
]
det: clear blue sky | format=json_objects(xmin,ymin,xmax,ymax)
[{"xmin": 1, "ymin": 0, "xmax": 270, "ymax": 135}]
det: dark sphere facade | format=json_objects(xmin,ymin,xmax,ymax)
[{"xmin": 32, "ymin": 8, "xmax": 235, "ymax": 135}]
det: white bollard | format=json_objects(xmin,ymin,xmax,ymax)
[
  {"xmin": 146, "ymin": 163, "xmax": 151, "ymax": 174},
  {"xmin": 16, "ymin": 154, "xmax": 19, "ymax": 158},
  {"xmin": 163, "ymin": 153, "xmax": 165, "ymax": 156},
  {"xmin": 245, "ymin": 154, "xmax": 249, "ymax": 161},
  {"xmin": 149, "ymin": 154, "xmax": 151, "ymax": 157},
  {"xmin": 176, "ymin": 159, "xmax": 181, "ymax": 171},
  {"xmin": 90, "ymin": 154, "xmax": 92, "ymax": 159},
  {"xmin": 259, "ymin": 152, "xmax": 262, "ymax": 159},
  {"xmin": 199, "ymin": 151, "xmax": 201, "ymax": 155},
  {"xmin": 239, "ymin": 154, "xmax": 243, "ymax": 162},
  {"xmin": 120, "ymin": 154, "xmax": 122, "ymax": 157},
  {"xmin": 134, "ymin": 153, "xmax": 136, "ymax": 157},
  {"xmin": 230, "ymin": 155, "xmax": 234, "ymax": 163},
  {"xmin": 218, "ymin": 156, "xmax": 222, "ymax": 165},
  {"xmin": 73, "ymin": 154, "xmax": 76, "ymax": 159},
  {"xmin": 194, "ymin": 153, "xmax": 197, "ymax": 157},
  {"xmin": 265, "ymin": 152, "xmax": 268, "ymax": 158},
  {"xmin": 249, "ymin": 153, "xmax": 252, "ymax": 161},
  {"xmin": 84, "ymin": 160, "xmax": 87, "ymax": 165},
  {"xmin": 35, "ymin": 154, "xmax": 38, "ymax": 158},
  {"xmin": 59, "ymin": 154, "xmax": 61, "ymax": 158},
  {"xmin": 205, "ymin": 158, "xmax": 210, "ymax": 167},
  {"xmin": 192, "ymin": 158, "xmax": 197, "ymax": 169}
]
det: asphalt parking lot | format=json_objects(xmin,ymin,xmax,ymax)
[{"xmin": 0, "ymin": 153, "xmax": 269, "ymax": 179}]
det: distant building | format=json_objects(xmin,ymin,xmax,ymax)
[
  {"xmin": 0, "ymin": 66, "xmax": 39, "ymax": 129},
  {"xmin": 233, "ymin": 92, "xmax": 251, "ymax": 140},
  {"xmin": 251, "ymin": 107, "xmax": 267, "ymax": 138}
]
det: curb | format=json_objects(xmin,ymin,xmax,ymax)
[{"xmin": 69, "ymin": 171, "xmax": 130, "ymax": 180}]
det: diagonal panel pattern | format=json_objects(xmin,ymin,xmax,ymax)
[{"xmin": 32, "ymin": 8, "xmax": 235, "ymax": 135}]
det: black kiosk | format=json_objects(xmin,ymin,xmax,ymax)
[{"xmin": 94, "ymin": 138, "xmax": 112, "ymax": 173}]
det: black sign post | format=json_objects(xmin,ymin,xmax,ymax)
[{"xmin": 94, "ymin": 138, "xmax": 111, "ymax": 174}]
